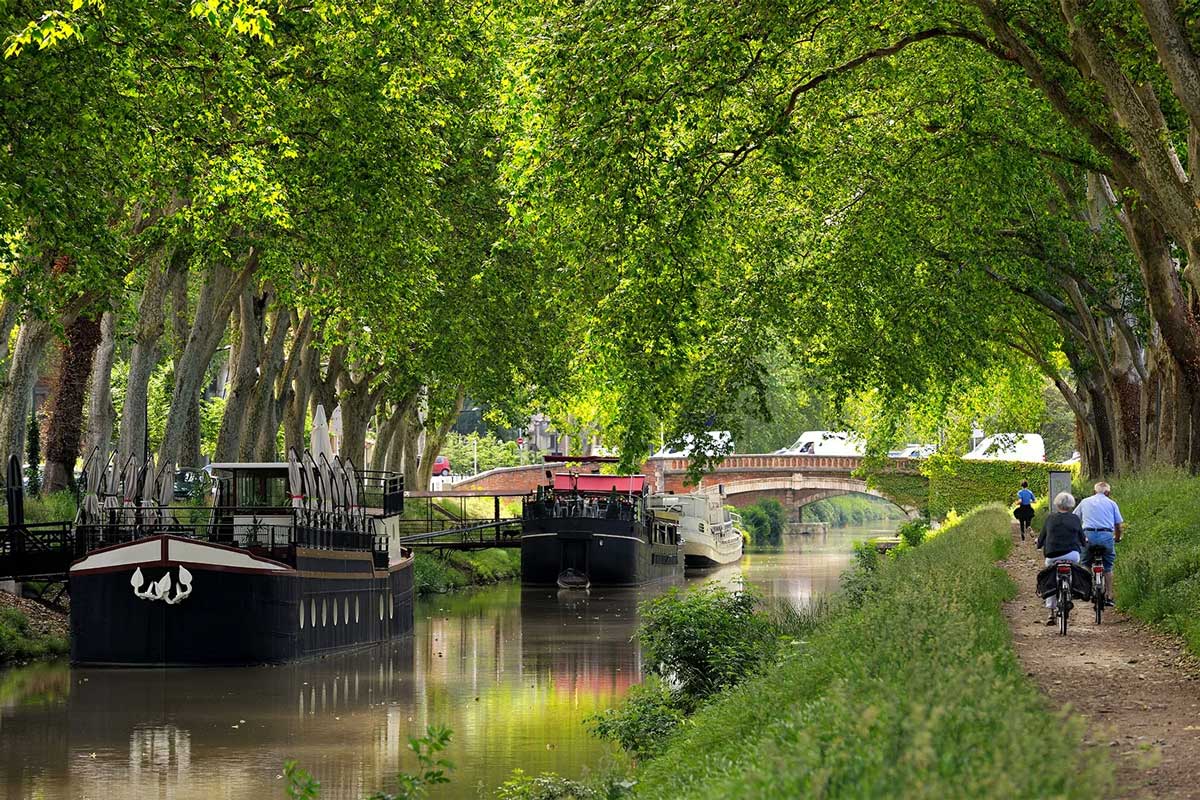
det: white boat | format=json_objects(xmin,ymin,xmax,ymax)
[{"xmin": 647, "ymin": 493, "xmax": 743, "ymax": 567}]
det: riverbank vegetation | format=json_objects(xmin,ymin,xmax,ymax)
[
  {"xmin": 593, "ymin": 507, "xmax": 1111, "ymax": 798},
  {"xmin": 412, "ymin": 549, "xmax": 520, "ymax": 596},
  {"xmin": 1107, "ymin": 471, "xmax": 1200, "ymax": 656},
  {"xmin": 0, "ymin": 599, "xmax": 67, "ymax": 665},
  {"xmin": 803, "ymin": 493, "xmax": 908, "ymax": 527}
]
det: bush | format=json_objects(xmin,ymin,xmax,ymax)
[
  {"xmin": 631, "ymin": 506, "xmax": 1113, "ymax": 799},
  {"xmin": 495, "ymin": 770, "xmax": 632, "ymax": 800},
  {"xmin": 0, "ymin": 608, "xmax": 68, "ymax": 664},
  {"xmin": 639, "ymin": 584, "xmax": 779, "ymax": 710},
  {"xmin": 896, "ymin": 518, "xmax": 930, "ymax": 548},
  {"xmin": 586, "ymin": 677, "xmax": 684, "ymax": 760}
]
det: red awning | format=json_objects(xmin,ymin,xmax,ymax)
[{"xmin": 552, "ymin": 473, "xmax": 646, "ymax": 494}]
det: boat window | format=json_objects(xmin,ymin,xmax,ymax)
[
  {"xmin": 300, "ymin": 600, "xmax": 305, "ymax": 629},
  {"xmin": 355, "ymin": 596, "xmax": 360, "ymax": 623},
  {"xmin": 333, "ymin": 599, "xmax": 338, "ymax": 626},
  {"xmin": 311, "ymin": 598, "xmax": 316, "ymax": 628},
  {"xmin": 322, "ymin": 599, "xmax": 327, "ymax": 627},
  {"xmin": 388, "ymin": 592, "xmax": 394, "ymax": 619},
  {"xmin": 379, "ymin": 595, "xmax": 384, "ymax": 620},
  {"xmin": 233, "ymin": 471, "xmax": 289, "ymax": 509},
  {"xmin": 345, "ymin": 597, "xmax": 350, "ymax": 625}
]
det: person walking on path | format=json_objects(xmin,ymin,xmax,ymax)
[
  {"xmin": 1014, "ymin": 479, "xmax": 1036, "ymax": 541},
  {"xmin": 1036, "ymin": 491, "xmax": 1087, "ymax": 625},
  {"xmin": 1075, "ymin": 481, "xmax": 1123, "ymax": 607}
]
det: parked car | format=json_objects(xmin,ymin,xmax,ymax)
[
  {"xmin": 173, "ymin": 468, "xmax": 210, "ymax": 500},
  {"xmin": 777, "ymin": 431, "xmax": 865, "ymax": 456},
  {"xmin": 962, "ymin": 433, "xmax": 1046, "ymax": 462},
  {"xmin": 432, "ymin": 455, "xmax": 451, "ymax": 476},
  {"xmin": 888, "ymin": 443, "xmax": 936, "ymax": 459}
]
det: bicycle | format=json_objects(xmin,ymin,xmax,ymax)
[
  {"xmin": 1084, "ymin": 543, "xmax": 1107, "ymax": 625},
  {"xmin": 1054, "ymin": 560, "xmax": 1074, "ymax": 636}
]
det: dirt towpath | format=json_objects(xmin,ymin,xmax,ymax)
[{"xmin": 1001, "ymin": 525, "xmax": 1200, "ymax": 798}]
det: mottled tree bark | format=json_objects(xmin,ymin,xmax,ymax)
[
  {"xmin": 43, "ymin": 314, "xmax": 103, "ymax": 494},
  {"xmin": 83, "ymin": 311, "xmax": 117, "ymax": 460},
  {"xmin": 0, "ymin": 317, "xmax": 55, "ymax": 461}
]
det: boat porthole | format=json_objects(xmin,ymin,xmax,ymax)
[
  {"xmin": 379, "ymin": 595, "xmax": 384, "ymax": 620},
  {"xmin": 322, "ymin": 599, "xmax": 327, "ymax": 627},
  {"xmin": 333, "ymin": 599, "xmax": 338, "ymax": 626},
  {"xmin": 388, "ymin": 592, "xmax": 394, "ymax": 620},
  {"xmin": 355, "ymin": 596, "xmax": 360, "ymax": 623},
  {"xmin": 311, "ymin": 598, "xmax": 316, "ymax": 627},
  {"xmin": 345, "ymin": 597, "xmax": 350, "ymax": 624},
  {"xmin": 299, "ymin": 601, "xmax": 305, "ymax": 630}
]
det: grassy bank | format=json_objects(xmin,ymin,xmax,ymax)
[
  {"xmin": 0, "ymin": 601, "xmax": 68, "ymax": 665},
  {"xmin": 413, "ymin": 548, "xmax": 521, "ymax": 595},
  {"xmin": 629, "ymin": 506, "xmax": 1111, "ymax": 799},
  {"xmin": 1108, "ymin": 470, "xmax": 1200, "ymax": 654}
]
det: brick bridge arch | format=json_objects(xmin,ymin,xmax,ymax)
[{"xmin": 697, "ymin": 475, "xmax": 920, "ymax": 520}]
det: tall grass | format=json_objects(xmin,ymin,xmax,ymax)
[
  {"xmin": 413, "ymin": 548, "xmax": 520, "ymax": 595},
  {"xmin": 1108, "ymin": 469, "xmax": 1200, "ymax": 653},
  {"xmin": 631, "ymin": 506, "xmax": 1112, "ymax": 799}
]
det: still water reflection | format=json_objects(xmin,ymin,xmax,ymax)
[{"xmin": 0, "ymin": 525, "xmax": 885, "ymax": 799}]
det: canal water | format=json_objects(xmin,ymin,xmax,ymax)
[{"xmin": 0, "ymin": 525, "xmax": 886, "ymax": 799}]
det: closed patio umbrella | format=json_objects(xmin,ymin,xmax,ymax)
[{"xmin": 310, "ymin": 405, "xmax": 335, "ymax": 465}]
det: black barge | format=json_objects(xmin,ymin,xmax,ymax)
[
  {"xmin": 521, "ymin": 473, "xmax": 681, "ymax": 586},
  {"xmin": 67, "ymin": 450, "xmax": 413, "ymax": 666}
]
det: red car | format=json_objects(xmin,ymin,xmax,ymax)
[{"xmin": 432, "ymin": 455, "xmax": 451, "ymax": 476}]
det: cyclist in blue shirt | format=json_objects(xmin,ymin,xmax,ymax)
[
  {"xmin": 1075, "ymin": 481, "xmax": 1124, "ymax": 607},
  {"xmin": 1014, "ymin": 480, "xmax": 1036, "ymax": 541}
]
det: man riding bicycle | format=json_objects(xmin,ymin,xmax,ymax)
[{"xmin": 1074, "ymin": 481, "xmax": 1123, "ymax": 608}]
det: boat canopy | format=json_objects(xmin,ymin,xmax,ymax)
[{"xmin": 552, "ymin": 473, "xmax": 646, "ymax": 494}]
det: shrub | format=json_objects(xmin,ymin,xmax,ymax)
[
  {"xmin": 494, "ymin": 769, "xmax": 632, "ymax": 800},
  {"xmin": 639, "ymin": 584, "xmax": 779, "ymax": 710},
  {"xmin": 924, "ymin": 457, "xmax": 1078, "ymax": 519},
  {"xmin": 896, "ymin": 518, "xmax": 930, "ymax": 548},
  {"xmin": 586, "ymin": 677, "xmax": 684, "ymax": 760},
  {"xmin": 631, "ymin": 506, "xmax": 1113, "ymax": 799}
]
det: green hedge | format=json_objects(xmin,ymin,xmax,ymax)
[
  {"xmin": 630, "ymin": 506, "xmax": 1112, "ymax": 799},
  {"xmin": 925, "ymin": 459, "xmax": 1077, "ymax": 519},
  {"xmin": 863, "ymin": 471, "xmax": 930, "ymax": 516}
]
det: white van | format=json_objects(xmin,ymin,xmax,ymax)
[
  {"xmin": 962, "ymin": 433, "xmax": 1045, "ymax": 462},
  {"xmin": 779, "ymin": 431, "xmax": 865, "ymax": 457}
]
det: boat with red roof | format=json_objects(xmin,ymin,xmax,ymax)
[{"xmin": 521, "ymin": 471, "xmax": 682, "ymax": 586}]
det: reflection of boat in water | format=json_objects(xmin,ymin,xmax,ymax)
[
  {"xmin": 646, "ymin": 492, "xmax": 743, "ymax": 567},
  {"xmin": 556, "ymin": 568, "xmax": 590, "ymax": 590},
  {"xmin": 0, "ymin": 641, "xmax": 416, "ymax": 798},
  {"xmin": 519, "ymin": 587, "xmax": 643, "ymax": 696},
  {"xmin": 521, "ymin": 472, "xmax": 681, "ymax": 586}
]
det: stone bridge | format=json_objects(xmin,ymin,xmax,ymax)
[{"xmin": 452, "ymin": 454, "xmax": 922, "ymax": 518}]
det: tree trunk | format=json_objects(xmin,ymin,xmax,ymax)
[
  {"xmin": 417, "ymin": 388, "xmax": 465, "ymax": 489},
  {"xmin": 158, "ymin": 252, "xmax": 258, "ymax": 467},
  {"xmin": 83, "ymin": 311, "xmax": 117, "ymax": 461},
  {"xmin": 243, "ymin": 305, "xmax": 290, "ymax": 461},
  {"xmin": 370, "ymin": 405, "xmax": 403, "ymax": 472},
  {"xmin": 336, "ymin": 371, "xmax": 382, "ymax": 467},
  {"xmin": 0, "ymin": 318, "xmax": 55, "ymax": 461},
  {"xmin": 117, "ymin": 248, "xmax": 181, "ymax": 466},
  {"xmin": 215, "ymin": 287, "xmax": 267, "ymax": 462},
  {"xmin": 43, "ymin": 314, "xmax": 103, "ymax": 494}
]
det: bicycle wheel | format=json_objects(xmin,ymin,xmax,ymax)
[
  {"xmin": 1094, "ymin": 578, "xmax": 1104, "ymax": 625},
  {"xmin": 1059, "ymin": 581, "xmax": 1070, "ymax": 636}
]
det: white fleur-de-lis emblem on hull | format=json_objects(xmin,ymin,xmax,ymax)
[{"xmin": 131, "ymin": 567, "xmax": 194, "ymax": 604}]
